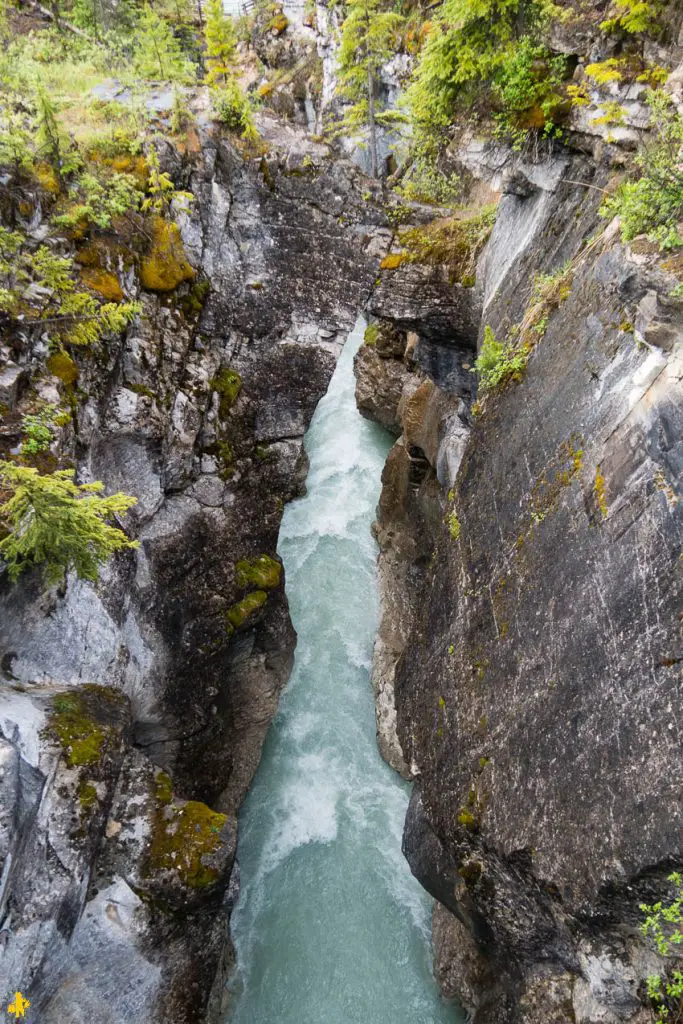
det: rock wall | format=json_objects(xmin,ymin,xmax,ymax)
[
  {"xmin": 0, "ymin": 121, "xmax": 389, "ymax": 1022},
  {"xmin": 356, "ymin": 138, "xmax": 682, "ymax": 1022}
]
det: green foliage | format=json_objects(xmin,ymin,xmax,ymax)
[
  {"xmin": 336, "ymin": 0, "xmax": 404, "ymax": 173},
  {"xmin": 600, "ymin": 91, "xmax": 683, "ymax": 249},
  {"xmin": 204, "ymin": 0, "xmax": 238, "ymax": 87},
  {"xmin": 53, "ymin": 171, "xmax": 141, "ymax": 229},
  {"xmin": 448, "ymin": 511, "xmax": 461, "ymax": 540},
  {"xmin": 0, "ymin": 462, "xmax": 138, "ymax": 584},
  {"xmin": 20, "ymin": 405, "xmax": 59, "ymax": 455},
  {"xmin": 211, "ymin": 79, "xmax": 255, "ymax": 136},
  {"xmin": 640, "ymin": 873, "xmax": 683, "ymax": 1022},
  {"xmin": 396, "ymin": 157, "xmax": 462, "ymax": 205},
  {"xmin": 585, "ymin": 58, "xmax": 624, "ymax": 85},
  {"xmin": 36, "ymin": 86, "xmax": 80, "ymax": 179},
  {"xmin": 601, "ymin": 0, "xmax": 661, "ymax": 35},
  {"xmin": 134, "ymin": 6, "xmax": 196, "ymax": 84},
  {"xmin": 0, "ymin": 231, "xmax": 140, "ymax": 346},
  {"xmin": 491, "ymin": 37, "xmax": 567, "ymax": 147},
  {"xmin": 473, "ymin": 324, "xmax": 528, "ymax": 392},
  {"xmin": 140, "ymin": 146, "xmax": 193, "ymax": 215},
  {"xmin": 406, "ymin": 0, "xmax": 561, "ymax": 150}
]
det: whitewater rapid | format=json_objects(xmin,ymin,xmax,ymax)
[{"xmin": 227, "ymin": 319, "xmax": 461, "ymax": 1024}]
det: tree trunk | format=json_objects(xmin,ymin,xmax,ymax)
[{"xmin": 367, "ymin": 67, "xmax": 378, "ymax": 178}]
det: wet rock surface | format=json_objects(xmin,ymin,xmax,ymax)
[
  {"xmin": 357, "ymin": 138, "xmax": 683, "ymax": 1023},
  {"xmin": 0, "ymin": 127, "xmax": 389, "ymax": 1021}
]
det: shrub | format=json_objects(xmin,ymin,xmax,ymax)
[
  {"xmin": 396, "ymin": 158, "xmax": 462, "ymax": 206},
  {"xmin": 473, "ymin": 325, "xmax": 528, "ymax": 393},
  {"xmin": 212, "ymin": 79, "xmax": 255, "ymax": 136},
  {"xmin": 601, "ymin": 91, "xmax": 683, "ymax": 249},
  {"xmin": 0, "ymin": 463, "xmax": 138, "ymax": 584},
  {"xmin": 406, "ymin": 0, "xmax": 561, "ymax": 150},
  {"xmin": 640, "ymin": 873, "xmax": 683, "ymax": 1022},
  {"xmin": 492, "ymin": 37, "xmax": 567, "ymax": 147},
  {"xmin": 20, "ymin": 405, "xmax": 59, "ymax": 455}
]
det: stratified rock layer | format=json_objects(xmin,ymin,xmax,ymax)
[{"xmin": 358, "ymin": 141, "xmax": 683, "ymax": 1022}]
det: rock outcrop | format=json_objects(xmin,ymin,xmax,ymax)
[
  {"xmin": 357, "ymin": 138, "xmax": 683, "ymax": 1022},
  {"xmin": 0, "ymin": 122, "xmax": 389, "ymax": 1021}
]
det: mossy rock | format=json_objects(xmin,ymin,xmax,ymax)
[
  {"xmin": 45, "ymin": 685, "xmax": 128, "ymax": 769},
  {"xmin": 235, "ymin": 555, "xmax": 282, "ymax": 590},
  {"xmin": 35, "ymin": 161, "xmax": 61, "ymax": 196},
  {"xmin": 226, "ymin": 590, "xmax": 268, "ymax": 630},
  {"xmin": 140, "ymin": 215, "xmax": 195, "ymax": 293},
  {"xmin": 146, "ymin": 770, "xmax": 229, "ymax": 889},
  {"xmin": 80, "ymin": 267, "xmax": 124, "ymax": 303},
  {"xmin": 268, "ymin": 11, "xmax": 289, "ymax": 32},
  {"xmin": 47, "ymin": 351, "xmax": 78, "ymax": 386},
  {"xmin": 211, "ymin": 367, "xmax": 242, "ymax": 418},
  {"xmin": 364, "ymin": 322, "xmax": 379, "ymax": 346}
]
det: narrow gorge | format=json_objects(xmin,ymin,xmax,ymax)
[{"xmin": 0, "ymin": 0, "xmax": 681, "ymax": 1021}]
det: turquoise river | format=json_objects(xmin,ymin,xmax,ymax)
[{"xmin": 227, "ymin": 319, "xmax": 462, "ymax": 1024}]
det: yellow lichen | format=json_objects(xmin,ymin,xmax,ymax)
[
  {"xmin": 380, "ymin": 252, "xmax": 405, "ymax": 271},
  {"xmin": 140, "ymin": 215, "xmax": 195, "ymax": 293},
  {"xmin": 47, "ymin": 351, "xmax": 79, "ymax": 385},
  {"xmin": 594, "ymin": 466, "xmax": 609, "ymax": 520},
  {"xmin": 35, "ymin": 161, "xmax": 61, "ymax": 195}
]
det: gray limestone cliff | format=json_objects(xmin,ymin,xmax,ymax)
[
  {"xmin": 355, "ymin": 124, "xmax": 682, "ymax": 1024},
  {"xmin": 0, "ymin": 117, "xmax": 389, "ymax": 1022}
]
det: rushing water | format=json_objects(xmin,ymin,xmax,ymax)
[{"xmin": 228, "ymin": 320, "xmax": 462, "ymax": 1024}]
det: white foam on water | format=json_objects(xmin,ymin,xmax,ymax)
[{"xmin": 227, "ymin": 318, "xmax": 462, "ymax": 1024}]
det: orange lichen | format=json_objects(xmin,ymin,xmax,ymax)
[{"xmin": 80, "ymin": 267, "xmax": 124, "ymax": 302}]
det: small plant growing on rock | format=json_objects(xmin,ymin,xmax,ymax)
[
  {"xmin": 0, "ymin": 463, "xmax": 138, "ymax": 584},
  {"xmin": 473, "ymin": 325, "xmax": 528, "ymax": 393},
  {"xmin": 447, "ymin": 511, "xmax": 461, "ymax": 540},
  {"xmin": 20, "ymin": 405, "xmax": 59, "ymax": 455},
  {"xmin": 640, "ymin": 873, "xmax": 683, "ymax": 1021},
  {"xmin": 601, "ymin": 91, "xmax": 683, "ymax": 249}
]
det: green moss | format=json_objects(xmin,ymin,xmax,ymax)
[
  {"xmin": 140, "ymin": 215, "xmax": 195, "ymax": 293},
  {"xmin": 146, "ymin": 770, "xmax": 227, "ymax": 889},
  {"xmin": 226, "ymin": 590, "xmax": 268, "ymax": 629},
  {"xmin": 268, "ymin": 11, "xmax": 289, "ymax": 33},
  {"xmin": 458, "ymin": 859, "xmax": 483, "ymax": 885},
  {"xmin": 398, "ymin": 206, "xmax": 496, "ymax": 285},
  {"xmin": 216, "ymin": 440, "xmax": 234, "ymax": 480},
  {"xmin": 211, "ymin": 367, "xmax": 243, "ymax": 418},
  {"xmin": 47, "ymin": 351, "xmax": 79, "ymax": 386},
  {"xmin": 47, "ymin": 692, "xmax": 109, "ymax": 768},
  {"xmin": 178, "ymin": 277, "xmax": 211, "ymax": 317},
  {"xmin": 79, "ymin": 779, "xmax": 99, "ymax": 811},
  {"xmin": 457, "ymin": 809, "xmax": 477, "ymax": 830},
  {"xmin": 235, "ymin": 555, "xmax": 282, "ymax": 590},
  {"xmin": 364, "ymin": 322, "xmax": 379, "ymax": 346},
  {"xmin": 380, "ymin": 252, "xmax": 405, "ymax": 270},
  {"xmin": 128, "ymin": 383, "xmax": 155, "ymax": 400},
  {"xmin": 447, "ymin": 511, "xmax": 461, "ymax": 540},
  {"xmin": 594, "ymin": 466, "xmax": 609, "ymax": 520}
]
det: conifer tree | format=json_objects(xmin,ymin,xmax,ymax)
[
  {"xmin": 0, "ymin": 463, "xmax": 138, "ymax": 584},
  {"xmin": 204, "ymin": 0, "xmax": 237, "ymax": 87},
  {"xmin": 134, "ymin": 6, "xmax": 195, "ymax": 84},
  {"xmin": 337, "ymin": 0, "xmax": 403, "ymax": 177}
]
